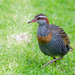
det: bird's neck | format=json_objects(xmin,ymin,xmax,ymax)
[{"xmin": 37, "ymin": 24, "xmax": 49, "ymax": 37}]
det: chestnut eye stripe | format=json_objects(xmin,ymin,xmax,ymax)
[{"xmin": 36, "ymin": 16, "xmax": 47, "ymax": 19}]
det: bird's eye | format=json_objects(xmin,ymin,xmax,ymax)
[{"xmin": 37, "ymin": 17, "xmax": 40, "ymax": 19}]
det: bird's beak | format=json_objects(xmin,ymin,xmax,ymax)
[{"xmin": 28, "ymin": 18, "xmax": 36, "ymax": 23}]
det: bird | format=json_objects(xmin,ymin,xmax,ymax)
[{"xmin": 28, "ymin": 14, "xmax": 72, "ymax": 67}]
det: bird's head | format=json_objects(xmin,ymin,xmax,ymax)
[{"xmin": 28, "ymin": 14, "xmax": 49, "ymax": 25}]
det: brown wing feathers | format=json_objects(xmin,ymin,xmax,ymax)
[
  {"xmin": 57, "ymin": 27, "xmax": 70, "ymax": 45},
  {"xmin": 57, "ymin": 27, "xmax": 73, "ymax": 51}
]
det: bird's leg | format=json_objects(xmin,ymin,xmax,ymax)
[
  {"xmin": 43, "ymin": 56, "xmax": 63, "ymax": 67},
  {"xmin": 53, "ymin": 57, "xmax": 56, "ymax": 64},
  {"xmin": 53, "ymin": 57, "xmax": 57, "ymax": 66}
]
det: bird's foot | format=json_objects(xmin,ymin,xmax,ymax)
[
  {"xmin": 43, "ymin": 60, "xmax": 55, "ymax": 67},
  {"xmin": 43, "ymin": 56, "xmax": 63, "ymax": 67}
]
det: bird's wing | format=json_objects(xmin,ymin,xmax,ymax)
[
  {"xmin": 49, "ymin": 24, "xmax": 70, "ymax": 45},
  {"xmin": 57, "ymin": 26, "xmax": 70, "ymax": 45}
]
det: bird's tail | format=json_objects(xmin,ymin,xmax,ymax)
[
  {"xmin": 69, "ymin": 46, "xmax": 73, "ymax": 51},
  {"xmin": 66, "ymin": 45, "xmax": 73, "ymax": 52}
]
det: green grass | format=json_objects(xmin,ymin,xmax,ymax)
[{"xmin": 0, "ymin": 0, "xmax": 75, "ymax": 75}]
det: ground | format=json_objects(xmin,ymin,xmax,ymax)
[{"xmin": 0, "ymin": 0, "xmax": 75, "ymax": 75}]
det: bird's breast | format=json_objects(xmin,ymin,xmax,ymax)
[{"xmin": 37, "ymin": 33, "xmax": 53, "ymax": 44}]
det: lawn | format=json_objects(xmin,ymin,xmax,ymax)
[{"xmin": 0, "ymin": 0, "xmax": 75, "ymax": 75}]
